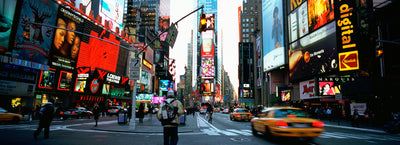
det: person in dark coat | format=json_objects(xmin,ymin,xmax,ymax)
[
  {"xmin": 138, "ymin": 103, "xmax": 145, "ymax": 123},
  {"xmin": 127, "ymin": 104, "xmax": 132, "ymax": 123},
  {"xmin": 34, "ymin": 100, "xmax": 55, "ymax": 139},
  {"xmin": 93, "ymin": 103, "xmax": 100, "ymax": 127}
]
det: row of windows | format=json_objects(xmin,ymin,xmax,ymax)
[
  {"xmin": 242, "ymin": 28, "xmax": 254, "ymax": 33},
  {"xmin": 242, "ymin": 18, "xmax": 254, "ymax": 22}
]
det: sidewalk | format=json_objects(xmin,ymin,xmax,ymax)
[
  {"xmin": 320, "ymin": 118, "xmax": 387, "ymax": 133},
  {"xmin": 77, "ymin": 113, "xmax": 200, "ymax": 133}
]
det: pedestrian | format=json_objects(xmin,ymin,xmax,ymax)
[
  {"xmin": 34, "ymin": 99, "xmax": 55, "ymax": 139},
  {"xmin": 93, "ymin": 103, "xmax": 100, "ymax": 127},
  {"xmin": 127, "ymin": 103, "xmax": 132, "ymax": 123},
  {"xmin": 352, "ymin": 109, "xmax": 360, "ymax": 127},
  {"xmin": 364, "ymin": 108, "xmax": 375, "ymax": 126},
  {"xmin": 157, "ymin": 90, "xmax": 184, "ymax": 145},
  {"xmin": 138, "ymin": 103, "xmax": 145, "ymax": 123},
  {"xmin": 326, "ymin": 107, "xmax": 332, "ymax": 121},
  {"xmin": 148, "ymin": 104, "xmax": 153, "ymax": 120}
]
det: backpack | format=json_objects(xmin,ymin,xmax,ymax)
[{"xmin": 160, "ymin": 100, "xmax": 177, "ymax": 125}]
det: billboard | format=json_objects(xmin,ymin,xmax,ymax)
[
  {"xmin": 38, "ymin": 68, "xmax": 56, "ymax": 89},
  {"xmin": 153, "ymin": 96, "xmax": 166, "ymax": 104},
  {"xmin": 77, "ymin": 21, "xmax": 120, "ymax": 73},
  {"xmin": 64, "ymin": 0, "xmax": 92, "ymax": 15},
  {"xmin": 201, "ymin": 57, "xmax": 214, "ymax": 78},
  {"xmin": 57, "ymin": 70, "xmax": 73, "ymax": 91},
  {"xmin": 201, "ymin": 39, "xmax": 214, "ymax": 57},
  {"xmin": 287, "ymin": 0, "xmax": 338, "ymax": 81},
  {"xmin": 201, "ymin": 82, "xmax": 214, "ymax": 93},
  {"xmin": 316, "ymin": 76, "xmax": 355, "ymax": 96},
  {"xmin": 0, "ymin": 0, "xmax": 17, "ymax": 54},
  {"xmin": 205, "ymin": 14, "xmax": 215, "ymax": 30},
  {"xmin": 299, "ymin": 79, "xmax": 316, "ymax": 100},
  {"xmin": 136, "ymin": 93, "xmax": 153, "ymax": 102},
  {"xmin": 74, "ymin": 67, "xmax": 90, "ymax": 93},
  {"xmin": 99, "ymin": 0, "xmax": 124, "ymax": 33},
  {"xmin": 262, "ymin": 0, "xmax": 285, "ymax": 71},
  {"xmin": 12, "ymin": 0, "xmax": 58, "ymax": 65},
  {"xmin": 48, "ymin": 6, "xmax": 86, "ymax": 71}
]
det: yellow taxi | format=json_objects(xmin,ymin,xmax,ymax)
[
  {"xmin": 230, "ymin": 108, "xmax": 252, "ymax": 121},
  {"xmin": 251, "ymin": 107, "xmax": 324, "ymax": 141},
  {"xmin": 0, "ymin": 107, "xmax": 23, "ymax": 124}
]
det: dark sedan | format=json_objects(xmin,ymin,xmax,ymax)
[{"xmin": 60, "ymin": 107, "xmax": 93, "ymax": 120}]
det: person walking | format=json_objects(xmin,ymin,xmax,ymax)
[
  {"xmin": 127, "ymin": 103, "xmax": 132, "ymax": 123},
  {"xmin": 352, "ymin": 109, "xmax": 360, "ymax": 127},
  {"xmin": 138, "ymin": 103, "xmax": 145, "ymax": 123},
  {"xmin": 34, "ymin": 100, "xmax": 55, "ymax": 139},
  {"xmin": 93, "ymin": 103, "xmax": 100, "ymax": 127},
  {"xmin": 157, "ymin": 90, "xmax": 184, "ymax": 145}
]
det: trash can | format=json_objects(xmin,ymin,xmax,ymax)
[{"xmin": 118, "ymin": 111, "xmax": 127, "ymax": 124}]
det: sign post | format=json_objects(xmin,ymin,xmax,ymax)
[
  {"xmin": 128, "ymin": 58, "xmax": 141, "ymax": 130},
  {"xmin": 165, "ymin": 23, "xmax": 178, "ymax": 48}
]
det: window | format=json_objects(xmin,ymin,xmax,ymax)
[
  {"xmin": 251, "ymin": 18, "xmax": 254, "ymax": 21},
  {"xmin": 251, "ymin": 28, "xmax": 254, "ymax": 32}
]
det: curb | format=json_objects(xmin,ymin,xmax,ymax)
[
  {"xmin": 324, "ymin": 123, "xmax": 386, "ymax": 134},
  {"xmin": 91, "ymin": 127, "xmax": 195, "ymax": 133}
]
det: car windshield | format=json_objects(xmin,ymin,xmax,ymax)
[
  {"xmin": 274, "ymin": 109, "xmax": 307, "ymax": 118},
  {"xmin": 236, "ymin": 109, "xmax": 249, "ymax": 113}
]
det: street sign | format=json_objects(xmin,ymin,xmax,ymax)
[
  {"xmin": 129, "ymin": 58, "xmax": 141, "ymax": 80},
  {"xmin": 165, "ymin": 23, "xmax": 178, "ymax": 48}
]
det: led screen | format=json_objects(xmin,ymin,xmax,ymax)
[
  {"xmin": 287, "ymin": 0, "xmax": 338, "ymax": 81},
  {"xmin": 205, "ymin": 14, "xmax": 215, "ymax": 30},
  {"xmin": 318, "ymin": 81, "xmax": 339, "ymax": 96},
  {"xmin": 99, "ymin": 0, "xmax": 124, "ymax": 33},
  {"xmin": 48, "ymin": 6, "xmax": 86, "ymax": 70},
  {"xmin": 159, "ymin": 80, "xmax": 169, "ymax": 91},
  {"xmin": 153, "ymin": 96, "xmax": 165, "ymax": 104},
  {"xmin": 77, "ymin": 22, "xmax": 120, "ymax": 73},
  {"xmin": 202, "ymin": 96, "xmax": 213, "ymax": 102},
  {"xmin": 262, "ymin": 0, "xmax": 285, "ymax": 72},
  {"xmin": 159, "ymin": 16, "xmax": 170, "ymax": 33},
  {"xmin": 102, "ymin": 84, "xmax": 110, "ymax": 95},
  {"xmin": 201, "ymin": 83, "xmax": 214, "ymax": 93},
  {"xmin": 136, "ymin": 93, "xmax": 153, "ymax": 101},
  {"xmin": 0, "ymin": 0, "xmax": 17, "ymax": 54},
  {"xmin": 201, "ymin": 39, "xmax": 214, "ymax": 57},
  {"xmin": 38, "ymin": 69, "xmax": 56, "ymax": 89},
  {"xmin": 12, "ymin": 0, "xmax": 58, "ymax": 65},
  {"xmin": 74, "ymin": 67, "xmax": 90, "ymax": 92},
  {"xmin": 201, "ymin": 57, "xmax": 214, "ymax": 78}
]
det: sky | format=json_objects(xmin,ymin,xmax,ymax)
[{"xmin": 170, "ymin": 0, "xmax": 242, "ymax": 96}]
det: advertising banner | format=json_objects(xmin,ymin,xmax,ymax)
[
  {"xmin": 77, "ymin": 21, "xmax": 120, "ymax": 73},
  {"xmin": 316, "ymin": 76, "xmax": 355, "ymax": 96},
  {"xmin": 256, "ymin": 37, "xmax": 262, "ymax": 87},
  {"xmin": 288, "ymin": 0, "xmax": 338, "ymax": 81},
  {"xmin": 262, "ymin": 0, "xmax": 285, "ymax": 71},
  {"xmin": 201, "ymin": 82, "xmax": 214, "ymax": 93},
  {"xmin": 0, "ymin": 80, "xmax": 35, "ymax": 97},
  {"xmin": 58, "ymin": 70, "xmax": 73, "ymax": 91},
  {"xmin": 201, "ymin": 39, "xmax": 214, "ymax": 57},
  {"xmin": 153, "ymin": 96, "xmax": 166, "ymax": 104},
  {"xmin": 159, "ymin": 80, "xmax": 169, "ymax": 91},
  {"xmin": 38, "ymin": 68, "xmax": 56, "ymax": 89},
  {"xmin": 74, "ymin": 67, "xmax": 90, "ymax": 93},
  {"xmin": 201, "ymin": 57, "xmax": 214, "ymax": 78},
  {"xmin": 0, "ymin": 0, "xmax": 17, "ymax": 54},
  {"xmin": 299, "ymin": 79, "xmax": 316, "ymax": 100},
  {"xmin": 98, "ymin": 0, "xmax": 124, "ymax": 33},
  {"xmin": 136, "ymin": 93, "xmax": 153, "ymax": 102},
  {"xmin": 205, "ymin": 14, "xmax": 215, "ymax": 30},
  {"xmin": 12, "ymin": 0, "xmax": 58, "ymax": 65},
  {"xmin": 350, "ymin": 103, "xmax": 366, "ymax": 116},
  {"xmin": 48, "ymin": 6, "xmax": 86, "ymax": 71}
]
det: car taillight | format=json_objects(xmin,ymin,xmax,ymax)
[
  {"xmin": 249, "ymin": 113, "xmax": 252, "ymax": 117},
  {"xmin": 72, "ymin": 111, "xmax": 75, "ymax": 114},
  {"xmin": 60, "ymin": 111, "xmax": 63, "ymax": 115},
  {"xmin": 116, "ymin": 109, "xmax": 118, "ymax": 112},
  {"xmin": 108, "ymin": 110, "xmax": 110, "ymax": 112},
  {"xmin": 312, "ymin": 121, "xmax": 324, "ymax": 128},
  {"xmin": 235, "ymin": 113, "xmax": 240, "ymax": 116},
  {"xmin": 276, "ymin": 121, "xmax": 288, "ymax": 127}
]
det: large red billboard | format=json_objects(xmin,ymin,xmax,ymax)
[{"xmin": 77, "ymin": 22, "xmax": 120, "ymax": 73}]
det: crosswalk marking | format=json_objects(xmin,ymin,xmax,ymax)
[{"xmin": 227, "ymin": 129, "xmax": 252, "ymax": 136}]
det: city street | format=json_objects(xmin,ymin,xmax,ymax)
[{"xmin": 1, "ymin": 113, "xmax": 399, "ymax": 145}]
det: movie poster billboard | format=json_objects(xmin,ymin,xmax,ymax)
[
  {"xmin": 74, "ymin": 67, "xmax": 90, "ymax": 93},
  {"xmin": 38, "ymin": 68, "xmax": 56, "ymax": 89},
  {"xmin": 48, "ymin": 6, "xmax": 86, "ymax": 71},
  {"xmin": 77, "ymin": 20, "xmax": 120, "ymax": 73},
  {"xmin": 201, "ymin": 39, "xmax": 214, "ymax": 57},
  {"xmin": 12, "ymin": 0, "xmax": 58, "ymax": 65},
  {"xmin": 262, "ymin": 0, "xmax": 285, "ymax": 72},
  {"xmin": 299, "ymin": 79, "xmax": 316, "ymax": 99},
  {"xmin": 58, "ymin": 70, "xmax": 73, "ymax": 91},
  {"xmin": 0, "ymin": 0, "xmax": 17, "ymax": 54},
  {"xmin": 201, "ymin": 57, "xmax": 214, "ymax": 78},
  {"xmin": 287, "ymin": 0, "xmax": 338, "ymax": 81}
]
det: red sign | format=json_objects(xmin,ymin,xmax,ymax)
[{"xmin": 339, "ymin": 51, "xmax": 359, "ymax": 71}]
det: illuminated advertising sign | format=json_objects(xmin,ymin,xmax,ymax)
[
  {"xmin": 202, "ymin": 96, "xmax": 213, "ymax": 102},
  {"xmin": 77, "ymin": 22, "xmax": 120, "ymax": 73},
  {"xmin": 159, "ymin": 16, "xmax": 170, "ymax": 33},
  {"xmin": 201, "ymin": 82, "xmax": 214, "ymax": 93},
  {"xmin": 143, "ymin": 59, "xmax": 152, "ymax": 69},
  {"xmin": 262, "ymin": 0, "xmax": 285, "ymax": 72},
  {"xmin": 136, "ymin": 93, "xmax": 153, "ymax": 101},
  {"xmin": 48, "ymin": 6, "xmax": 86, "ymax": 71},
  {"xmin": 159, "ymin": 80, "xmax": 169, "ymax": 91},
  {"xmin": 299, "ymin": 79, "xmax": 316, "ymax": 99},
  {"xmin": 287, "ymin": 0, "xmax": 338, "ymax": 81},
  {"xmin": 58, "ymin": 71, "xmax": 73, "ymax": 91},
  {"xmin": 201, "ymin": 30, "xmax": 214, "ymax": 40},
  {"xmin": 74, "ymin": 67, "xmax": 90, "ymax": 93},
  {"xmin": 102, "ymin": 83, "xmax": 110, "ymax": 95},
  {"xmin": 0, "ymin": 0, "xmax": 17, "ymax": 54},
  {"xmin": 201, "ymin": 39, "xmax": 214, "ymax": 57},
  {"xmin": 256, "ymin": 37, "xmax": 262, "ymax": 87},
  {"xmin": 316, "ymin": 76, "xmax": 355, "ymax": 96},
  {"xmin": 38, "ymin": 68, "xmax": 56, "ymax": 89},
  {"xmin": 201, "ymin": 57, "xmax": 214, "ymax": 78},
  {"xmin": 64, "ymin": 0, "xmax": 92, "ymax": 15},
  {"xmin": 205, "ymin": 14, "xmax": 215, "ymax": 30},
  {"xmin": 12, "ymin": 0, "xmax": 58, "ymax": 65},
  {"xmin": 153, "ymin": 96, "xmax": 166, "ymax": 104},
  {"xmin": 281, "ymin": 90, "xmax": 291, "ymax": 101},
  {"xmin": 99, "ymin": 0, "xmax": 124, "ymax": 33},
  {"xmin": 339, "ymin": 51, "xmax": 359, "ymax": 71}
]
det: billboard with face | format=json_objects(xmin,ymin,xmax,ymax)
[
  {"xmin": 48, "ymin": 6, "xmax": 86, "ymax": 71},
  {"xmin": 0, "ymin": 0, "xmax": 17, "ymax": 54},
  {"xmin": 287, "ymin": 0, "xmax": 338, "ymax": 81},
  {"xmin": 262, "ymin": 0, "xmax": 285, "ymax": 72},
  {"xmin": 12, "ymin": 0, "xmax": 58, "ymax": 65}
]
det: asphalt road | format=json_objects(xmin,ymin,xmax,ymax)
[{"xmin": 0, "ymin": 113, "xmax": 399, "ymax": 145}]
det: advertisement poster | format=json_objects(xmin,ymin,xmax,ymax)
[
  {"xmin": 299, "ymin": 79, "xmax": 316, "ymax": 99},
  {"xmin": 159, "ymin": 80, "xmax": 169, "ymax": 91},
  {"xmin": 48, "ymin": 6, "xmax": 86, "ymax": 70},
  {"xmin": 201, "ymin": 39, "xmax": 214, "ymax": 57},
  {"xmin": 38, "ymin": 69, "xmax": 56, "ymax": 89},
  {"xmin": 350, "ymin": 103, "xmax": 366, "ymax": 116},
  {"xmin": 99, "ymin": 0, "xmax": 124, "ymax": 33},
  {"xmin": 12, "ymin": 0, "xmax": 58, "ymax": 65},
  {"xmin": 262, "ymin": 0, "xmax": 285, "ymax": 71},
  {"xmin": 308, "ymin": 0, "xmax": 335, "ymax": 31},
  {"xmin": 201, "ymin": 57, "xmax": 214, "ymax": 78},
  {"xmin": 136, "ymin": 93, "xmax": 153, "ymax": 102},
  {"xmin": 65, "ymin": 0, "xmax": 92, "ymax": 15},
  {"xmin": 58, "ymin": 71, "xmax": 72, "ymax": 91},
  {"xmin": 201, "ymin": 83, "xmax": 214, "ymax": 93},
  {"xmin": 153, "ymin": 96, "xmax": 166, "ymax": 104},
  {"xmin": 74, "ymin": 67, "xmax": 90, "ymax": 93},
  {"xmin": 0, "ymin": 0, "xmax": 17, "ymax": 54}
]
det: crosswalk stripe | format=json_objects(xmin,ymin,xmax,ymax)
[
  {"xmin": 322, "ymin": 132, "xmax": 367, "ymax": 139},
  {"xmin": 217, "ymin": 130, "xmax": 239, "ymax": 136},
  {"xmin": 201, "ymin": 128, "xmax": 220, "ymax": 135},
  {"xmin": 227, "ymin": 129, "xmax": 252, "ymax": 136}
]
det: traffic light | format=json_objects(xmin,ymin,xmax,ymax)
[
  {"xmin": 376, "ymin": 45, "xmax": 383, "ymax": 57},
  {"xmin": 198, "ymin": 13, "xmax": 206, "ymax": 32}
]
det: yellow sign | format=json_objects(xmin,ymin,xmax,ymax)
[{"xmin": 339, "ymin": 51, "xmax": 359, "ymax": 71}]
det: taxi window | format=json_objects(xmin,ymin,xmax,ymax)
[
  {"xmin": 274, "ymin": 109, "xmax": 307, "ymax": 118},
  {"xmin": 236, "ymin": 109, "xmax": 249, "ymax": 113},
  {"xmin": 258, "ymin": 111, "xmax": 270, "ymax": 118}
]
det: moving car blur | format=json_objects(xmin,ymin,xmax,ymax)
[
  {"xmin": 60, "ymin": 107, "xmax": 93, "ymax": 120},
  {"xmin": 251, "ymin": 107, "xmax": 324, "ymax": 142},
  {"xmin": 0, "ymin": 107, "xmax": 23, "ymax": 124},
  {"xmin": 230, "ymin": 108, "xmax": 252, "ymax": 121}
]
